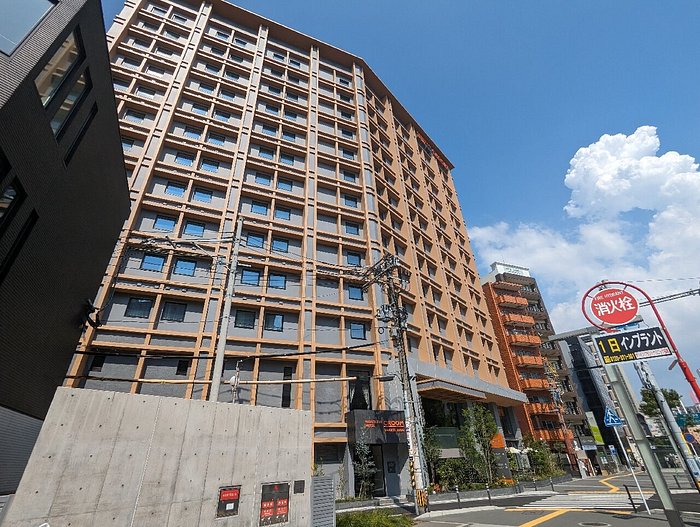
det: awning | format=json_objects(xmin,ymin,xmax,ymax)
[{"xmin": 416, "ymin": 379, "xmax": 485, "ymax": 403}]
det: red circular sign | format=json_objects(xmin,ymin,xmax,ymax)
[{"xmin": 590, "ymin": 288, "xmax": 639, "ymax": 325}]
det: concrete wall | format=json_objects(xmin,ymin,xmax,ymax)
[{"xmin": 3, "ymin": 388, "xmax": 312, "ymax": 527}]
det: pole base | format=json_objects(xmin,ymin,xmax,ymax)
[{"xmin": 663, "ymin": 508, "xmax": 685, "ymax": 527}]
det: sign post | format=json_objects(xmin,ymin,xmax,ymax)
[{"xmin": 604, "ymin": 406, "xmax": 650, "ymax": 514}]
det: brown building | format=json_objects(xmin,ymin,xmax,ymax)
[
  {"xmin": 65, "ymin": 0, "xmax": 526, "ymax": 497},
  {"xmin": 482, "ymin": 262, "xmax": 589, "ymax": 474}
]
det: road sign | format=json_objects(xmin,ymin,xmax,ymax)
[
  {"xmin": 609, "ymin": 445, "xmax": 618, "ymax": 456},
  {"xmin": 593, "ymin": 326, "xmax": 672, "ymax": 365},
  {"xmin": 590, "ymin": 288, "xmax": 639, "ymax": 326},
  {"xmin": 604, "ymin": 406, "xmax": 624, "ymax": 427}
]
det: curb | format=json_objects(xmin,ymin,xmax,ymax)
[{"xmin": 417, "ymin": 505, "xmax": 501, "ymax": 520}]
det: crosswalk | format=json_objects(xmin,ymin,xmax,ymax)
[{"xmin": 521, "ymin": 492, "xmax": 642, "ymax": 510}]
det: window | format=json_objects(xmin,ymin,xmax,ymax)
[
  {"xmin": 290, "ymin": 58, "xmax": 301, "ymax": 68},
  {"xmin": 344, "ymin": 195, "xmax": 358, "ymax": 208},
  {"xmin": 50, "ymin": 71, "xmax": 90, "ymax": 135},
  {"xmin": 214, "ymin": 110, "xmax": 231, "ymax": 121},
  {"xmin": 161, "ymin": 302, "xmax": 187, "ymax": 322},
  {"xmin": 215, "ymin": 30, "xmax": 230, "ymax": 41},
  {"xmin": 150, "ymin": 4, "xmax": 167, "ymax": 15},
  {"xmin": 225, "ymin": 70, "xmax": 239, "ymax": 81},
  {"xmin": 342, "ymin": 149, "xmax": 355, "ymax": 160},
  {"xmin": 121, "ymin": 138, "xmax": 134, "ymax": 151},
  {"xmin": 171, "ymin": 12, "xmax": 188, "ymax": 23},
  {"xmin": 154, "ymin": 215, "xmax": 176, "ymax": 231},
  {"xmin": 282, "ymin": 130, "xmax": 296, "ymax": 142},
  {"xmin": 262, "ymin": 124, "xmax": 276, "ymax": 136},
  {"xmin": 207, "ymin": 132, "xmax": 225, "ymax": 145},
  {"xmin": 288, "ymin": 75, "xmax": 300, "ymax": 85},
  {"xmin": 268, "ymin": 273, "xmax": 286, "ymax": 289},
  {"xmin": 122, "ymin": 56, "xmax": 141, "ymax": 69},
  {"xmin": 348, "ymin": 285, "xmax": 363, "ymax": 300},
  {"xmin": 192, "ymin": 188, "xmax": 212, "ymax": 203},
  {"xmin": 254, "ymin": 172, "xmax": 272, "ymax": 186},
  {"xmin": 199, "ymin": 83, "xmax": 214, "ymax": 94},
  {"xmin": 246, "ymin": 233, "xmax": 264, "ymax": 248},
  {"xmin": 344, "ymin": 221, "xmax": 360, "ymax": 235},
  {"xmin": 220, "ymin": 89, "xmax": 235, "ymax": 101},
  {"xmin": 191, "ymin": 104, "xmax": 207, "ymax": 115},
  {"xmin": 147, "ymin": 64, "xmax": 166, "ymax": 76},
  {"xmin": 113, "ymin": 78, "xmax": 129, "ymax": 91},
  {"xmin": 141, "ymin": 254, "xmax": 165, "ymax": 272},
  {"xmin": 209, "ymin": 46, "xmax": 224, "ymax": 56},
  {"xmin": 234, "ymin": 37, "xmax": 248, "ymax": 48},
  {"xmin": 174, "ymin": 258, "xmax": 196, "ymax": 276},
  {"xmin": 165, "ymin": 182, "xmax": 185, "ymax": 197},
  {"xmin": 342, "ymin": 170, "xmax": 357, "ymax": 183},
  {"xmin": 286, "ymin": 92, "xmax": 299, "ymax": 102},
  {"xmin": 339, "ymin": 94, "xmax": 352, "ymax": 103},
  {"xmin": 155, "ymin": 46, "xmax": 174, "ymax": 57},
  {"xmin": 1, "ymin": 0, "xmax": 54, "ymax": 54},
  {"xmin": 234, "ymin": 310, "xmax": 256, "ymax": 328},
  {"xmin": 272, "ymin": 52, "xmax": 285, "ymax": 61},
  {"xmin": 277, "ymin": 179, "xmax": 293, "ymax": 192},
  {"xmin": 281, "ymin": 367, "xmax": 293, "ymax": 408},
  {"xmin": 164, "ymin": 30, "xmax": 181, "ymax": 41},
  {"xmin": 200, "ymin": 158, "xmax": 219, "ymax": 172},
  {"xmin": 205, "ymin": 63, "xmax": 219, "ymax": 74},
  {"xmin": 184, "ymin": 126, "xmax": 202, "ymax": 139},
  {"xmin": 265, "ymin": 104, "xmax": 279, "ymax": 115},
  {"xmin": 268, "ymin": 85, "xmax": 281, "ymax": 95},
  {"xmin": 125, "ymin": 110, "xmax": 145, "ymax": 123},
  {"xmin": 338, "ymin": 76, "xmax": 351, "ymax": 86},
  {"xmin": 176, "ymin": 360, "xmax": 189, "ymax": 376},
  {"xmin": 280, "ymin": 153, "xmax": 294, "ymax": 165},
  {"xmin": 272, "ymin": 238, "xmax": 289, "ymax": 253},
  {"xmin": 0, "ymin": 179, "xmax": 24, "ymax": 230},
  {"xmin": 125, "ymin": 297, "xmax": 153, "ymax": 318},
  {"xmin": 258, "ymin": 147, "xmax": 274, "ymax": 160},
  {"xmin": 349, "ymin": 322, "xmax": 366, "ymax": 340},
  {"xmin": 251, "ymin": 201, "xmax": 268, "ymax": 215},
  {"xmin": 264, "ymin": 313, "xmax": 284, "ymax": 331},
  {"xmin": 270, "ymin": 68, "xmax": 283, "ymax": 78},
  {"xmin": 349, "ymin": 371, "xmax": 370, "ymax": 410},
  {"xmin": 340, "ymin": 111, "xmax": 353, "ymax": 120},
  {"xmin": 34, "ymin": 31, "xmax": 81, "ymax": 103},
  {"xmin": 241, "ymin": 269, "xmax": 261, "ymax": 286},
  {"xmin": 137, "ymin": 86, "xmax": 156, "ymax": 98},
  {"xmin": 275, "ymin": 207, "xmax": 291, "ymax": 221},
  {"xmin": 184, "ymin": 221, "xmax": 205, "ymax": 237},
  {"xmin": 284, "ymin": 110, "xmax": 298, "ymax": 121},
  {"xmin": 341, "ymin": 128, "xmax": 354, "ymax": 139},
  {"xmin": 89, "ymin": 355, "xmax": 105, "ymax": 372},
  {"xmin": 174, "ymin": 152, "xmax": 194, "ymax": 166},
  {"xmin": 347, "ymin": 252, "xmax": 361, "ymax": 266}
]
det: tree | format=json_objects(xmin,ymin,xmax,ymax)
[
  {"xmin": 640, "ymin": 388, "xmax": 682, "ymax": 418},
  {"xmin": 423, "ymin": 426, "xmax": 442, "ymax": 485},
  {"xmin": 523, "ymin": 436, "xmax": 559, "ymax": 478},
  {"xmin": 457, "ymin": 404, "xmax": 498, "ymax": 485},
  {"xmin": 353, "ymin": 430, "xmax": 377, "ymax": 500}
]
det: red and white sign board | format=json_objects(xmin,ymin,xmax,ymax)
[{"xmin": 590, "ymin": 288, "xmax": 639, "ymax": 326}]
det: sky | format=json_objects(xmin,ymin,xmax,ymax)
[{"xmin": 101, "ymin": 1, "xmax": 700, "ymax": 403}]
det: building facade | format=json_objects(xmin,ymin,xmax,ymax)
[
  {"xmin": 482, "ymin": 262, "xmax": 588, "ymax": 474},
  {"xmin": 0, "ymin": 0, "xmax": 130, "ymax": 493},
  {"xmin": 65, "ymin": 0, "xmax": 526, "ymax": 497}
]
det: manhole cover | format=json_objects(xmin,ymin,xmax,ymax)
[{"xmin": 579, "ymin": 523, "xmax": 611, "ymax": 527}]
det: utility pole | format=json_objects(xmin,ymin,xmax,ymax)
[
  {"xmin": 209, "ymin": 217, "xmax": 244, "ymax": 402},
  {"xmin": 635, "ymin": 361, "xmax": 700, "ymax": 492},
  {"xmin": 606, "ymin": 364, "xmax": 684, "ymax": 527},
  {"xmin": 360, "ymin": 254, "xmax": 429, "ymax": 514}
]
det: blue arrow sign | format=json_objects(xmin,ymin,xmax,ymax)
[{"xmin": 604, "ymin": 406, "xmax": 624, "ymax": 427}]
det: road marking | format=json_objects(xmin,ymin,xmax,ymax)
[
  {"xmin": 518, "ymin": 509, "xmax": 568, "ymax": 527},
  {"xmin": 599, "ymin": 475, "xmax": 621, "ymax": 493},
  {"xmin": 506, "ymin": 507, "xmax": 632, "ymax": 515}
]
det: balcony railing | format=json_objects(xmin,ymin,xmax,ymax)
[
  {"xmin": 528, "ymin": 402, "xmax": 557, "ymax": 414},
  {"xmin": 503, "ymin": 313, "xmax": 536, "ymax": 326},
  {"xmin": 513, "ymin": 354, "xmax": 544, "ymax": 368},
  {"xmin": 508, "ymin": 333, "xmax": 541, "ymax": 346},
  {"xmin": 496, "ymin": 294, "xmax": 528, "ymax": 308},
  {"xmin": 534, "ymin": 428, "xmax": 574, "ymax": 442},
  {"xmin": 520, "ymin": 378, "xmax": 550, "ymax": 390}
]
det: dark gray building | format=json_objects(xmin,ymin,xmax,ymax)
[{"xmin": 0, "ymin": 0, "xmax": 130, "ymax": 493}]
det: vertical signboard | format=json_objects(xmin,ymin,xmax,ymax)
[
  {"xmin": 260, "ymin": 482, "xmax": 290, "ymax": 526},
  {"xmin": 216, "ymin": 485, "xmax": 241, "ymax": 518}
]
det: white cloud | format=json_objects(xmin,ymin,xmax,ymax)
[{"xmin": 471, "ymin": 126, "xmax": 700, "ymax": 401}]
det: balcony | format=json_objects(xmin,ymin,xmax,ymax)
[
  {"xmin": 503, "ymin": 313, "xmax": 535, "ymax": 327},
  {"xmin": 534, "ymin": 428, "xmax": 570, "ymax": 442},
  {"xmin": 513, "ymin": 354, "xmax": 544, "ymax": 368},
  {"xmin": 528, "ymin": 402, "xmax": 557, "ymax": 414},
  {"xmin": 520, "ymin": 378, "xmax": 550, "ymax": 390},
  {"xmin": 496, "ymin": 294, "xmax": 528, "ymax": 308},
  {"xmin": 507, "ymin": 333, "xmax": 541, "ymax": 346}
]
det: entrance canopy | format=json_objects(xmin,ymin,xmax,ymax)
[{"xmin": 416, "ymin": 379, "xmax": 485, "ymax": 403}]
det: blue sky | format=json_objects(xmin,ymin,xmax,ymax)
[{"xmin": 101, "ymin": 1, "xmax": 700, "ymax": 401}]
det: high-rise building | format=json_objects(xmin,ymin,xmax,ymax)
[
  {"xmin": 66, "ymin": 0, "xmax": 526, "ymax": 497},
  {"xmin": 482, "ymin": 262, "xmax": 588, "ymax": 474},
  {"xmin": 0, "ymin": 0, "xmax": 130, "ymax": 493}
]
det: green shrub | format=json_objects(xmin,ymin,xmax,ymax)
[{"xmin": 336, "ymin": 509, "xmax": 414, "ymax": 527}]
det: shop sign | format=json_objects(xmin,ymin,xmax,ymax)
[
  {"xmin": 346, "ymin": 410, "xmax": 407, "ymax": 444},
  {"xmin": 593, "ymin": 326, "xmax": 672, "ymax": 365}
]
